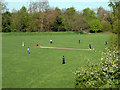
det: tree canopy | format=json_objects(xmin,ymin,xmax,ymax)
[{"xmin": 1, "ymin": 1, "xmax": 115, "ymax": 33}]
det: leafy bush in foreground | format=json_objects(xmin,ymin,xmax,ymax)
[{"xmin": 75, "ymin": 47, "xmax": 119, "ymax": 88}]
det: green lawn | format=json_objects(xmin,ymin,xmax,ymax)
[{"xmin": 2, "ymin": 32, "xmax": 111, "ymax": 88}]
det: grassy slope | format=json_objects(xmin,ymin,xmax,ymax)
[{"xmin": 2, "ymin": 32, "xmax": 111, "ymax": 88}]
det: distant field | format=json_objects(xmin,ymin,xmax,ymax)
[{"xmin": 2, "ymin": 32, "xmax": 111, "ymax": 88}]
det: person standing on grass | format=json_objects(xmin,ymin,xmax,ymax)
[
  {"xmin": 50, "ymin": 40, "xmax": 52, "ymax": 44},
  {"xmin": 79, "ymin": 40, "xmax": 80, "ymax": 44},
  {"xmin": 62, "ymin": 56, "xmax": 65, "ymax": 64},
  {"xmin": 22, "ymin": 42, "xmax": 24, "ymax": 46},
  {"xmin": 36, "ymin": 44, "xmax": 39, "ymax": 47},
  {"xmin": 89, "ymin": 44, "xmax": 91, "ymax": 50},
  {"xmin": 105, "ymin": 41, "xmax": 107, "ymax": 45},
  {"xmin": 27, "ymin": 47, "xmax": 30, "ymax": 54}
]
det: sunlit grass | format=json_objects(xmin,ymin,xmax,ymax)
[{"xmin": 2, "ymin": 32, "xmax": 111, "ymax": 88}]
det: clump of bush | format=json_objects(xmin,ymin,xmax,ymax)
[
  {"xmin": 75, "ymin": 47, "xmax": 119, "ymax": 88},
  {"xmin": 109, "ymin": 34, "xmax": 118, "ymax": 49},
  {"xmin": 112, "ymin": 19, "xmax": 120, "ymax": 34},
  {"xmin": 101, "ymin": 20, "xmax": 112, "ymax": 32},
  {"xmin": 90, "ymin": 19, "xmax": 102, "ymax": 33}
]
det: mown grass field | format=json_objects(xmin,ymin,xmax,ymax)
[{"xmin": 2, "ymin": 32, "xmax": 111, "ymax": 88}]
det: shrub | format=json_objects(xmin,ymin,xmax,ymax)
[
  {"xmin": 90, "ymin": 20, "xmax": 102, "ymax": 33},
  {"xmin": 113, "ymin": 19, "xmax": 120, "ymax": 34},
  {"xmin": 109, "ymin": 34, "xmax": 118, "ymax": 49},
  {"xmin": 75, "ymin": 47, "xmax": 119, "ymax": 88},
  {"xmin": 101, "ymin": 20, "xmax": 112, "ymax": 32}
]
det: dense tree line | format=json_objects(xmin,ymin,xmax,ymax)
[{"xmin": 1, "ymin": 1, "xmax": 119, "ymax": 33}]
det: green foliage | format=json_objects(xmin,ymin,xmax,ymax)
[
  {"xmin": 101, "ymin": 20, "xmax": 112, "ymax": 32},
  {"xmin": 109, "ymin": 34, "xmax": 118, "ymax": 50},
  {"xmin": 65, "ymin": 7, "xmax": 76, "ymax": 16},
  {"xmin": 106, "ymin": 15, "xmax": 114, "ymax": 26},
  {"xmin": 108, "ymin": 1, "xmax": 120, "ymax": 16},
  {"xmin": 83, "ymin": 8, "xmax": 96, "ymax": 28},
  {"xmin": 64, "ymin": 7, "xmax": 78, "ymax": 31},
  {"xmin": 108, "ymin": 1, "xmax": 120, "ymax": 35},
  {"xmin": 52, "ymin": 16, "xmax": 71, "ymax": 31},
  {"xmin": 75, "ymin": 47, "xmax": 119, "ymax": 88},
  {"xmin": 2, "ymin": 11, "xmax": 12, "ymax": 32},
  {"xmin": 83, "ymin": 8, "xmax": 96, "ymax": 18},
  {"xmin": 113, "ymin": 19, "xmax": 119, "ymax": 34},
  {"xmin": 26, "ymin": 12, "xmax": 38, "ymax": 32},
  {"xmin": 2, "ymin": 2, "xmax": 116, "ymax": 33},
  {"xmin": 90, "ymin": 19, "xmax": 102, "ymax": 32},
  {"xmin": 11, "ymin": 6, "xmax": 29, "ymax": 32},
  {"xmin": 55, "ymin": 7, "xmax": 61, "ymax": 15}
]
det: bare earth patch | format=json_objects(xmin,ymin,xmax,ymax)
[{"xmin": 39, "ymin": 46, "xmax": 92, "ymax": 51}]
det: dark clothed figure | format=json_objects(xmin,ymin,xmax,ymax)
[
  {"xmin": 62, "ymin": 56, "xmax": 65, "ymax": 64},
  {"xmin": 79, "ymin": 40, "xmax": 80, "ymax": 44},
  {"xmin": 106, "ymin": 41, "xmax": 107, "ymax": 45},
  {"xmin": 89, "ymin": 44, "xmax": 91, "ymax": 50}
]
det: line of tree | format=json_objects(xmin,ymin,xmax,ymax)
[{"xmin": 1, "ymin": 0, "xmax": 118, "ymax": 33}]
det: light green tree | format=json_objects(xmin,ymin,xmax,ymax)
[
  {"xmin": 90, "ymin": 19, "xmax": 102, "ymax": 32},
  {"xmin": 113, "ymin": 19, "xmax": 119, "ymax": 34},
  {"xmin": 11, "ymin": 6, "xmax": 29, "ymax": 32}
]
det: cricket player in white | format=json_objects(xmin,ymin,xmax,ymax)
[
  {"xmin": 50, "ymin": 40, "xmax": 52, "ymax": 44},
  {"xmin": 27, "ymin": 47, "xmax": 30, "ymax": 54},
  {"xmin": 22, "ymin": 42, "xmax": 24, "ymax": 46}
]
